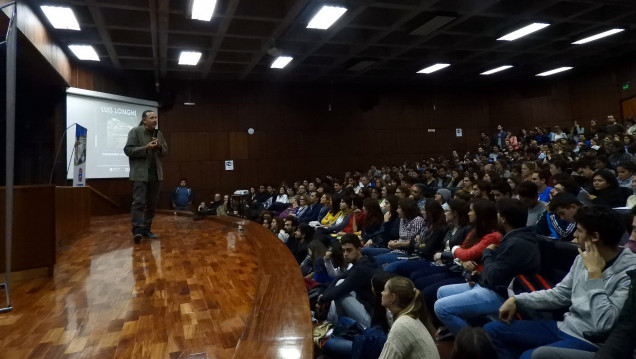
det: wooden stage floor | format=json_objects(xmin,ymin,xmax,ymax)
[{"xmin": 0, "ymin": 214, "xmax": 312, "ymax": 359}]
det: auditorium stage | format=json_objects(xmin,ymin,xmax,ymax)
[{"xmin": 0, "ymin": 214, "xmax": 312, "ymax": 359}]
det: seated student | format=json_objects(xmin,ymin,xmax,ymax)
[
  {"xmin": 616, "ymin": 161, "xmax": 635, "ymax": 189},
  {"xmin": 535, "ymin": 193, "xmax": 580, "ymax": 242},
  {"xmin": 435, "ymin": 188, "xmax": 452, "ymax": 210},
  {"xmin": 484, "ymin": 205, "xmax": 636, "ymax": 359},
  {"xmin": 517, "ymin": 181, "xmax": 547, "ymax": 227},
  {"xmin": 378, "ymin": 276, "xmax": 439, "ymax": 359},
  {"xmin": 530, "ymin": 269, "xmax": 636, "ymax": 359},
  {"xmin": 285, "ymin": 219, "xmax": 310, "ymax": 265},
  {"xmin": 395, "ymin": 185, "xmax": 410, "ymax": 199},
  {"xmin": 319, "ymin": 196, "xmax": 353, "ymax": 235},
  {"xmin": 411, "ymin": 199, "xmax": 498, "ymax": 313},
  {"xmin": 573, "ymin": 158, "xmax": 595, "ymax": 193},
  {"xmin": 382, "ymin": 201, "xmax": 448, "ymax": 272},
  {"xmin": 434, "ymin": 199, "xmax": 541, "ymax": 335},
  {"xmin": 321, "ymin": 195, "xmax": 343, "ymax": 226},
  {"xmin": 551, "ymin": 172, "xmax": 593, "ymax": 206},
  {"xmin": 411, "ymin": 184, "xmax": 427, "ymax": 212},
  {"xmin": 338, "ymin": 197, "xmax": 366, "ymax": 235},
  {"xmin": 364, "ymin": 195, "xmax": 400, "ymax": 248},
  {"xmin": 297, "ymin": 191, "xmax": 324, "ymax": 224},
  {"xmin": 531, "ymin": 170, "xmax": 553, "ymax": 203},
  {"xmin": 357, "ymin": 198, "xmax": 384, "ymax": 241},
  {"xmin": 316, "ymin": 234, "xmax": 377, "ymax": 327},
  {"xmin": 590, "ymin": 169, "xmax": 631, "ymax": 208},
  {"xmin": 322, "ymin": 272, "xmax": 395, "ymax": 359},
  {"xmin": 324, "ymin": 241, "xmax": 347, "ymax": 279},
  {"xmin": 317, "ymin": 193, "xmax": 332, "ymax": 222},
  {"xmin": 471, "ymin": 180, "xmax": 492, "ymax": 201},
  {"xmin": 269, "ymin": 217, "xmax": 289, "ymax": 243},
  {"xmin": 304, "ymin": 239, "xmax": 333, "ymax": 289},
  {"xmin": 364, "ymin": 198, "xmax": 426, "ymax": 266},
  {"xmin": 279, "ymin": 195, "xmax": 300, "ymax": 219},
  {"xmin": 490, "ymin": 180, "xmax": 512, "ymax": 203}
]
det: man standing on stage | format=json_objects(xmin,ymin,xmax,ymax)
[{"xmin": 124, "ymin": 110, "xmax": 168, "ymax": 244}]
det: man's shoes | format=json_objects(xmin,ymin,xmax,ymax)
[
  {"xmin": 133, "ymin": 233, "xmax": 143, "ymax": 244},
  {"xmin": 142, "ymin": 231, "xmax": 158, "ymax": 239}
]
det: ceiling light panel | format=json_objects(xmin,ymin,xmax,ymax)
[
  {"xmin": 417, "ymin": 63, "xmax": 450, "ymax": 74},
  {"xmin": 41, "ymin": 6, "xmax": 81, "ymax": 30},
  {"xmin": 178, "ymin": 51, "xmax": 202, "ymax": 65},
  {"xmin": 68, "ymin": 45, "xmax": 99, "ymax": 61},
  {"xmin": 307, "ymin": 6, "xmax": 348, "ymax": 30},
  {"xmin": 480, "ymin": 65, "xmax": 513, "ymax": 75},
  {"xmin": 536, "ymin": 67, "xmax": 573, "ymax": 76},
  {"xmin": 190, "ymin": 0, "xmax": 217, "ymax": 21},
  {"xmin": 497, "ymin": 23, "xmax": 550, "ymax": 41},
  {"xmin": 271, "ymin": 56, "xmax": 293, "ymax": 69},
  {"xmin": 572, "ymin": 28, "xmax": 625, "ymax": 45}
]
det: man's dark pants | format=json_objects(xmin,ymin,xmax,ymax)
[{"xmin": 131, "ymin": 180, "xmax": 161, "ymax": 235}]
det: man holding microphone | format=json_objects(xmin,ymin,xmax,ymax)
[{"xmin": 124, "ymin": 110, "xmax": 168, "ymax": 244}]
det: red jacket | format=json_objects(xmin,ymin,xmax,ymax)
[
  {"xmin": 454, "ymin": 231, "xmax": 502, "ymax": 272},
  {"xmin": 343, "ymin": 212, "xmax": 365, "ymax": 233}
]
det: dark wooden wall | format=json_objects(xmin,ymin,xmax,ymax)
[{"xmin": 42, "ymin": 61, "xmax": 636, "ymax": 208}]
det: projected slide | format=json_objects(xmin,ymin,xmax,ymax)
[{"xmin": 66, "ymin": 88, "xmax": 159, "ymax": 179}]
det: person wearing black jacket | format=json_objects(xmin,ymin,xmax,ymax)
[
  {"xmin": 316, "ymin": 234, "xmax": 377, "ymax": 327},
  {"xmin": 382, "ymin": 201, "xmax": 448, "ymax": 275},
  {"xmin": 297, "ymin": 191, "xmax": 323, "ymax": 224},
  {"xmin": 434, "ymin": 199, "xmax": 541, "ymax": 335}
]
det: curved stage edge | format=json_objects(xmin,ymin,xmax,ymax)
[
  {"xmin": 0, "ymin": 213, "xmax": 312, "ymax": 359},
  {"xmin": 207, "ymin": 214, "xmax": 314, "ymax": 359}
]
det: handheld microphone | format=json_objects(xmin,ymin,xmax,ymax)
[{"xmin": 153, "ymin": 129, "xmax": 158, "ymax": 139}]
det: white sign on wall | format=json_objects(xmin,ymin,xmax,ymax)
[
  {"xmin": 225, "ymin": 160, "xmax": 234, "ymax": 171},
  {"xmin": 456, "ymin": 128, "xmax": 463, "ymax": 137}
]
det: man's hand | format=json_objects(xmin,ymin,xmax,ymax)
[
  {"xmin": 499, "ymin": 297, "xmax": 517, "ymax": 324},
  {"xmin": 486, "ymin": 243, "xmax": 499, "ymax": 251},
  {"xmin": 364, "ymin": 241, "xmax": 373, "ymax": 248},
  {"xmin": 462, "ymin": 260, "xmax": 478, "ymax": 271},
  {"xmin": 579, "ymin": 241, "xmax": 605, "ymax": 279},
  {"xmin": 146, "ymin": 139, "xmax": 159, "ymax": 150},
  {"xmin": 433, "ymin": 252, "xmax": 442, "ymax": 261}
]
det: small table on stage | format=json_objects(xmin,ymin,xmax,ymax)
[{"xmin": 231, "ymin": 194, "xmax": 251, "ymax": 218}]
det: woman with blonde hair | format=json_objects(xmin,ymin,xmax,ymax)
[{"xmin": 379, "ymin": 276, "xmax": 440, "ymax": 359}]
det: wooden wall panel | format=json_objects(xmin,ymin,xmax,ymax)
[
  {"xmin": 622, "ymin": 97, "xmax": 636, "ymax": 119},
  {"xmin": 0, "ymin": 186, "xmax": 56, "ymax": 272},
  {"xmin": 55, "ymin": 186, "xmax": 91, "ymax": 249},
  {"xmin": 230, "ymin": 132, "xmax": 249, "ymax": 159},
  {"xmin": 44, "ymin": 61, "xmax": 636, "ymax": 206}
]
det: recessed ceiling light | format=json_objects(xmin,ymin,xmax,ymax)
[
  {"xmin": 572, "ymin": 28, "xmax": 625, "ymax": 45},
  {"xmin": 178, "ymin": 51, "xmax": 202, "ymax": 66},
  {"xmin": 307, "ymin": 6, "xmax": 347, "ymax": 30},
  {"xmin": 480, "ymin": 65, "xmax": 514, "ymax": 75},
  {"xmin": 536, "ymin": 67, "xmax": 573, "ymax": 77},
  {"xmin": 417, "ymin": 63, "xmax": 450, "ymax": 74},
  {"xmin": 271, "ymin": 56, "xmax": 293, "ymax": 69},
  {"xmin": 68, "ymin": 45, "xmax": 99, "ymax": 61},
  {"xmin": 41, "ymin": 6, "xmax": 80, "ymax": 30},
  {"xmin": 497, "ymin": 23, "xmax": 550, "ymax": 41},
  {"xmin": 190, "ymin": 0, "xmax": 217, "ymax": 21}
]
